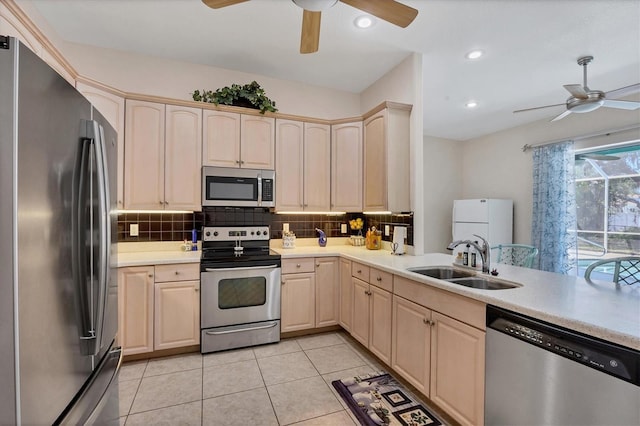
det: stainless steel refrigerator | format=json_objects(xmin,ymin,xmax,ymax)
[{"xmin": 0, "ymin": 36, "xmax": 121, "ymax": 424}]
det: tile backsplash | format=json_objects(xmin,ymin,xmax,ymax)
[{"xmin": 117, "ymin": 208, "xmax": 413, "ymax": 245}]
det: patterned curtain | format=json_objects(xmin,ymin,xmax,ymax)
[{"xmin": 531, "ymin": 141, "xmax": 577, "ymax": 273}]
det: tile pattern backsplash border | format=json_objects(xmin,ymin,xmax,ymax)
[{"xmin": 117, "ymin": 208, "xmax": 413, "ymax": 245}]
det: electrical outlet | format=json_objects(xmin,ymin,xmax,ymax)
[
  {"xmin": 384, "ymin": 225, "xmax": 390, "ymax": 236},
  {"xmin": 341, "ymin": 223, "xmax": 347, "ymax": 234},
  {"xmin": 283, "ymin": 223, "xmax": 289, "ymax": 232},
  {"xmin": 130, "ymin": 223, "xmax": 139, "ymax": 237}
]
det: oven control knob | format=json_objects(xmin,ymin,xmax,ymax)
[
  {"xmin": 262, "ymin": 231, "xmax": 268, "ymax": 236},
  {"xmin": 213, "ymin": 231, "xmax": 219, "ymax": 237},
  {"xmin": 205, "ymin": 231, "xmax": 211, "ymax": 237},
  {"xmin": 251, "ymin": 231, "xmax": 255, "ymax": 235}
]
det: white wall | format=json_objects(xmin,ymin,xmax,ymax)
[
  {"xmin": 460, "ymin": 103, "xmax": 640, "ymax": 246},
  {"xmin": 423, "ymin": 135, "xmax": 464, "ymax": 253},
  {"xmin": 360, "ymin": 53, "xmax": 425, "ymax": 253},
  {"xmin": 59, "ymin": 42, "xmax": 362, "ymax": 120}
]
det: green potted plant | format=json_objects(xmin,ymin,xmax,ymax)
[{"xmin": 192, "ymin": 81, "xmax": 277, "ymax": 114}]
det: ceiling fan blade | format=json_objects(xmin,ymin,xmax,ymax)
[
  {"xmin": 601, "ymin": 99, "xmax": 640, "ymax": 110},
  {"xmin": 563, "ymin": 84, "xmax": 588, "ymax": 99},
  {"xmin": 300, "ymin": 10, "xmax": 321, "ymax": 54},
  {"xmin": 605, "ymin": 83, "xmax": 640, "ymax": 99},
  {"xmin": 551, "ymin": 110, "xmax": 572, "ymax": 122},
  {"xmin": 201, "ymin": 0, "xmax": 249, "ymax": 9},
  {"xmin": 513, "ymin": 103, "xmax": 565, "ymax": 113},
  {"xmin": 339, "ymin": 0, "xmax": 418, "ymax": 28}
]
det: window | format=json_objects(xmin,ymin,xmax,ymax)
[{"xmin": 574, "ymin": 143, "xmax": 640, "ymax": 275}]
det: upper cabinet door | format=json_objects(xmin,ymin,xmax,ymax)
[
  {"xmin": 202, "ymin": 110, "xmax": 241, "ymax": 168},
  {"xmin": 303, "ymin": 122, "xmax": 331, "ymax": 211},
  {"xmin": 363, "ymin": 112, "xmax": 386, "ymax": 211},
  {"xmin": 331, "ymin": 122, "xmax": 363, "ymax": 212},
  {"xmin": 275, "ymin": 119, "xmax": 304, "ymax": 211},
  {"xmin": 241, "ymin": 115, "xmax": 275, "ymax": 169},
  {"xmin": 165, "ymin": 105, "xmax": 202, "ymax": 211},
  {"xmin": 124, "ymin": 100, "xmax": 165, "ymax": 210},
  {"xmin": 76, "ymin": 82, "xmax": 125, "ymax": 209}
]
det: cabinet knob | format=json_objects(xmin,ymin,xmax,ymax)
[
  {"xmin": 281, "ymin": 279, "xmax": 286, "ymax": 285},
  {"xmin": 357, "ymin": 270, "xmax": 362, "ymax": 274},
  {"xmin": 316, "ymin": 263, "xmax": 320, "ymax": 267},
  {"xmin": 175, "ymin": 271, "xmax": 180, "ymax": 275},
  {"xmin": 240, "ymin": 160, "xmax": 245, "ymax": 165},
  {"xmin": 159, "ymin": 201, "xmax": 163, "ymax": 206},
  {"xmin": 148, "ymin": 274, "xmax": 153, "ymax": 278},
  {"xmin": 376, "ymin": 276, "xmax": 382, "ymax": 282},
  {"xmin": 164, "ymin": 201, "xmax": 169, "ymax": 205},
  {"xmin": 296, "ymin": 263, "xmax": 301, "ymax": 268},
  {"xmin": 195, "ymin": 288, "xmax": 199, "ymax": 292},
  {"xmin": 235, "ymin": 160, "xmax": 240, "ymax": 164}
]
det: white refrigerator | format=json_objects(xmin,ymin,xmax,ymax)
[{"xmin": 452, "ymin": 199, "xmax": 513, "ymax": 257}]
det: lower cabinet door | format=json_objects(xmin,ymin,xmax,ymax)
[
  {"xmin": 281, "ymin": 273, "xmax": 316, "ymax": 332},
  {"xmin": 315, "ymin": 257, "xmax": 339, "ymax": 327},
  {"xmin": 430, "ymin": 311, "xmax": 486, "ymax": 426},
  {"xmin": 391, "ymin": 295, "xmax": 431, "ymax": 396},
  {"xmin": 154, "ymin": 280, "xmax": 200, "ymax": 350},
  {"xmin": 368, "ymin": 285, "xmax": 392, "ymax": 365},
  {"xmin": 118, "ymin": 266, "xmax": 154, "ymax": 355},
  {"xmin": 351, "ymin": 278, "xmax": 370, "ymax": 347}
]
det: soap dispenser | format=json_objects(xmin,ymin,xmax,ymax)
[{"xmin": 315, "ymin": 228, "xmax": 327, "ymax": 247}]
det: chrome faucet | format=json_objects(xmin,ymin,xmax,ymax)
[{"xmin": 447, "ymin": 234, "xmax": 491, "ymax": 273}]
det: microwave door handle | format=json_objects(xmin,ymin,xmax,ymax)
[
  {"xmin": 205, "ymin": 265, "xmax": 279, "ymax": 272},
  {"xmin": 257, "ymin": 175, "xmax": 262, "ymax": 207}
]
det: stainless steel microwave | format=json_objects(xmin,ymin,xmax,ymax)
[{"xmin": 202, "ymin": 166, "xmax": 275, "ymax": 207}]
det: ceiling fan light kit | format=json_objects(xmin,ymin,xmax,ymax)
[
  {"xmin": 513, "ymin": 55, "xmax": 640, "ymax": 122},
  {"xmin": 202, "ymin": 0, "xmax": 418, "ymax": 54}
]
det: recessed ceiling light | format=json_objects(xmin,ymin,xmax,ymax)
[
  {"xmin": 466, "ymin": 50, "xmax": 483, "ymax": 60},
  {"xmin": 465, "ymin": 101, "xmax": 478, "ymax": 108},
  {"xmin": 354, "ymin": 15, "xmax": 374, "ymax": 29}
]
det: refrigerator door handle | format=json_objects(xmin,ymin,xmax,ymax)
[
  {"xmin": 73, "ymin": 136, "xmax": 97, "ymax": 355},
  {"xmin": 91, "ymin": 120, "xmax": 111, "ymax": 356}
]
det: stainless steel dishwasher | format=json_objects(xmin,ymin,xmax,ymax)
[{"xmin": 485, "ymin": 306, "xmax": 640, "ymax": 426}]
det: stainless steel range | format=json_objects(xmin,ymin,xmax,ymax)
[{"xmin": 200, "ymin": 225, "xmax": 281, "ymax": 354}]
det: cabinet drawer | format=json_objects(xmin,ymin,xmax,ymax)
[
  {"xmin": 282, "ymin": 257, "xmax": 315, "ymax": 274},
  {"xmin": 352, "ymin": 262, "xmax": 370, "ymax": 282},
  {"xmin": 154, "ymin": 263, "xmax": 200, "ymax": 282},
  {"xmin": 369, "ymin": 268, "xmax": 393, "ymax": 292}
]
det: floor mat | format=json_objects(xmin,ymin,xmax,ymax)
[{"xmin": 331, "ymin": 372, "xmax": 442, "ymax": 426}]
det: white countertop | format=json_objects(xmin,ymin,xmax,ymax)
[
  {"xmin": 115, "ymin": 240, "xmax": 640, "ymax": 351},
  {"xmin": 273, "ymin": 244, "xmax": 640, "ymax": 351}
]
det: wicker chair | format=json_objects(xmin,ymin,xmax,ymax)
[
  {"xmin": 491, "ymin": 244, "xmax": 539, "ymax": 268},
  {"xmin": 584, "ymin": 256, "xmax": 640, "ymax": 286}
]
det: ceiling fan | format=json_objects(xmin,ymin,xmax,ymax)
[
  {"xmin": 514, "ymin": 56, "xmax": 640, "ymax": 122},
  {"xmin": 201, "ymin": 0, "xmax": 418, "ymax": 53}
]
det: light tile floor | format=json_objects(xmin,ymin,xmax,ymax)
[{"xmin": 117, "ymin": 331, "xmax": 431, "ymax": 425}]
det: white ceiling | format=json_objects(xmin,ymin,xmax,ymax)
[{"xmin": 28, "ymin": 0, "xmax": 640, "ymax": 141}]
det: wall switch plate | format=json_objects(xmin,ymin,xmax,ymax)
[
  {"xmin": 341, "ymin": 223, "xmax": 347, "ymax": 234},
  {"xmin": 384, "ymin": 225, "xmax": 390, "ymax": 236},
  {"xmin": 283, "ymin": 223, "xmax": 289, "ymax": 232},
  {"xmin": 130, "ymin": 223, "xmax": 139, "ymax": 236}
]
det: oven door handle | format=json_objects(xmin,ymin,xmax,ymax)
[
  {"xmin": 205, "ymin": 322, "xmax": 279, "ymax": 335},
  {"xmin": 204, "ymin": 265, "xmax": 279, "ymax": 272}
]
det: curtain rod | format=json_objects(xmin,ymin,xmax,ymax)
[{"xmin": 521, "ymin": 124, "xmax": 640, "ymax": 152}]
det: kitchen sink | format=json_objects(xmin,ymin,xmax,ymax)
[
  {"xmin": 407, "ymin": 266, "xmax": 475, "ymax": 280},
  {"xmin": 447, "ymin": 277, "xmax": 521, "ymax": 290},
  {"xmin": 406, "ymin": 266, "xmax": 521, "ymax": 290}
]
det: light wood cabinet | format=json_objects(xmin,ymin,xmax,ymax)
[
  {"xmin": 331, "ymin": 121, "xmax": 363, "ymax": 212},
  {"xmin": 338, "ymin": 258, "xmax": 353, "ymax": 332},
  {"xmin": 76, "ymin": 82, "xmax": 125, "ymax": 209},
  {"xmin": 363, "ymin": 105, "xmax": 411, "ymax": 212},
  {"xmin": 392, "ymin": 276, "xmax": 486, "ymax": 426},
  {"xmin": 275, "ymin": 120, "xmax": 330, "ymax": 211},
  {"xmin": 392, "ymin": 295, "xmax": 431, "ymax": 396},
  {"xmin": 315, "ymin": 257, "xmax": 339, "ymax": 327},
  {"xmin": 350, "ymin": 272, "xmax": 393, "ymax": 365},
  {"xmin": 164, "ymin": 105, "xmax": 202, "ymax": 211},
  {"xmin": 119, "ymin": 263, "xmax": 200, "ymax": 355},
  {"xmin": 124, "ymin": 100, "xmax": 202, "ymax": 210},
  {"xmin": 275, "ymin": 119, "xmax": 304, "ymax": 211},
  {"xmin": 118, "ymin": 266, "xmax": 154, "ymax": 356},
  {"xmin": 430, "ymin": 311, "xmax": 485, "ymax": 426},
  {"xmin": 281, "ymin": 272, "xmax": 316, "ymax": 332},
  {"xmin": 203, "ymin": 111, "xmax": 275, "ymax": 169},
  {"xmin": 303, "ymin": 122, "xmax": 331, "ymax": 211},
  {"xmin": 154, "ymin": 280, "xmax": 200, "ymax": 350},
  {"xmin": 124, "ymin": 100, "xmax": 165, "ymax": 210}
]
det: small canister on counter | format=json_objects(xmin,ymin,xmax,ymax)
[{"xmin": 282, "ymin": 231, "xmax": 296, "ymax": 249}]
